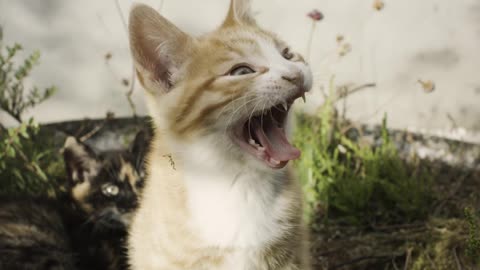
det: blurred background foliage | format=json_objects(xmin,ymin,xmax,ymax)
[
  {"xmin": 294, "ymin": 79, "xmax": 480, "ymax": 269},
  {"xmin": 295, "ymin": 94, "xmax": 433, "ymax": 227}
]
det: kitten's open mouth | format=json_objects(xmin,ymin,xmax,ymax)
[{"xmin": 232, "ymin": 96, "xmax": 303, "ymax": 169}]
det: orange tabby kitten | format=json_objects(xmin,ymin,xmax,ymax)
[{"xmin": 128, "ymin": 0, "xmax": 312, "ymax": 269}]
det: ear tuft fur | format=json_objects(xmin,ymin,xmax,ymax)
[
  {"xmin": 129, "ymin": 4, "xmax": 194, "ymax": 93},
  {"xmin": 63, "ymin": 137, "xmax": 100, "ymax": 183},
  {"xmin": 222, "ymin": 0, "xmax": 256, "ymax": 27},
  {"xmin": 130, "ymin": 130, "xmax": 152, "ymax": 170}
]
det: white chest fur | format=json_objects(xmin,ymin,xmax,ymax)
[
  {"xmin": 129, "ymin": 139, "xmax": 301, "ymax": 269},
  {"xmin": 184, "ymin": 166, "xmax": 289, "ymax": 248}
]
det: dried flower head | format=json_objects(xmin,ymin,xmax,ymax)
[
  {"xmin": 339, "ymin": 43, "xmax": 352, "ymax": 57},
  {"xmin": 336, "ymin": 35, "xmax": 345, "ymax": 43},
  {"xmin": 373, "ymin": 0, "xmax": 385, "ymax": 11},
  {"xmin": 418, "ymin": 79, "xmax": 436, "ymax": 93},
  {"xmin": 122, "ymin": 78, "xmax": 130, "ymax": 87},
  {"xmin": 106, "ymin": 111, "xmax": 115, "ymax": 120},
  {"xmin": 307, "ymin": 9, "xmax": 324, "ymax": 21}
]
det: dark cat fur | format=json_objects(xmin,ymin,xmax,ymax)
[
  {"xmin": 0, "ymin": 130, "xmax": 150, "ymax": 270},
  {"xmin": 0, "ymin": 196, "xmax": 78, "ymax": 270},
  {"xmin": 63, "ymin": 130, "xmax": 150, "ymax": 270}
]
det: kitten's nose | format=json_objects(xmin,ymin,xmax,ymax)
[{"xmin": 281, "ymin": 74, "xmax": 304, "ymax": 89}]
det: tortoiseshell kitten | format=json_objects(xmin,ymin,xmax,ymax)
[
  {"xmin": 0, "ymin": 131, "xmax": 150, "ymax": 270},
  {"xmin": 62, "ymin": 130, "xmax": 150, "ymax": 270}
]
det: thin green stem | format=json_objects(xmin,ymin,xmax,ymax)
[{"xmin": 306, "ymin": 21, "xmax": 317, "ymax": 62}]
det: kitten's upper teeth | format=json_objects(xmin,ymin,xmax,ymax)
[
  {"xmin": 270, "ymin": 158, "xmax": 281, "ymax": 165},
  {"xmin": 301, "ymin": 93, "xmax": 306, "ymax": 103},
  {"xmin": 258, "ymin": 147, "xmax": 265, "ymax": 152},
  {"xmin": 281, "ymin": 102, "xmax": 288, "ymax": 111},
  {"xmin": 249, "ymin": 138, "xmax": 260, "ymax": 148}
]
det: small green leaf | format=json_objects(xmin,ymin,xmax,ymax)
[
  {"xmin": 12, "ymin": 169, "xmax": 24, "ymax": 181},
  {"xmin": 32, "ymin": 163, "xmax": 48, "ymax": 181},
  {"xmin": 6, "ymin": 145, "xmax": 15, "ymax": 158}
]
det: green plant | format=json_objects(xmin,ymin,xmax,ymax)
[
  {"xmin": 294, "ymin": 80, "xmax": 432, "ymax": 226},
  {"xmin": 0, "ymin": 120, "xmax": 64, "ymax": 196},
  {"xmin": 464, "ymin": 207, "xmax": 480, "ymax": 263},
  {"xmin": 0, "ymin": 30, "xmax": 56, "ymax": 123},
  {"xmin": 0, "ymin": 27, "xmax": 63, "ymax": 196}
]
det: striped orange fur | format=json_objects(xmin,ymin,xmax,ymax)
[{"xmin": 128, "ymin": 0, "xmax": 313, "ymax": 269}]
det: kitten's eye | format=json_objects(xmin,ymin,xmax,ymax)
[
  {"xmin": 229, "ymin": 65, "xmax": 255, "ymax": 76},
  {"xmin": 282, "ymin": 48, "xmax": 294, "ymax": 60},
  {"xmin": 101, "ymin": 183, "xmax": 119, "ymax": 197}
]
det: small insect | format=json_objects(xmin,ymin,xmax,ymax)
[
  {"xmin": 105, "ymin": 52, "xmax": 112, "ymax": 60},
  {"xmin": 373, "ymin": 0, "xmax": 385, "ymax": 11},
  {"xmin": 418, "ymin": 79, "xmax": 436, "ymax": 93},
  {"xmin": 163, "ymin": 154, "xmax": 176, "ymax": 170}
]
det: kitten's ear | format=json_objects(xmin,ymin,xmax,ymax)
[
  {"xmin": 130, "ymin": 130, "xmax": 152, "ymax": 165},
  {"xmin": 63, "ymin": 137, "xmax": 100, "ymax": 183},
  {"xmin": 222, "ymin": 0, "xmax": 256, "ymax": 27},
  {"xmin": 129, "ymin": 4, "xmax": 194, "ymax": 93}
]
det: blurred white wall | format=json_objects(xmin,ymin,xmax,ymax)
[{"xmin": 0, "ymin": 0, "xmax": 479, "ymax": 137}]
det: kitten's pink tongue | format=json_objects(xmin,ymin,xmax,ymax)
[{"xmin": 253, "ymin": 121, "xmax": 300, "ymax": 162}]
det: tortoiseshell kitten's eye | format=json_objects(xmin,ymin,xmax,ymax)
[
  {"xmin": 229, "ymin": 64, "xmax": 255, "ymax": 76},
  {"xmin": 102, "ymin": 183, "xmax": 119, "ymax": 197},
  {"xmin": 282, "ymin": 48, "xmax": 294, "ymax": 60}
]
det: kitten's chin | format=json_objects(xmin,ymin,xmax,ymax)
[{"xmin": 230, "ymin": 100, "xmax": 301, "ymax": 169}]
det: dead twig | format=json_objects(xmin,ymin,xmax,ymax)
[
  {"xmin": 79, "ymin": 122, "xmax": 105, "ymax": 142},
  {"xmin": 447, "ymin": 113, "xmax": 458, "ymax": 130},
  {"xmin": 114, "ymin": 0, "xmax": 127, "ymax": 30},
  {"xmin": 392, "ymin": 258, "xmax": 400, "ymax": 270},
  {"xmin": 371, "ymin": 222, "xmax": 425, "ymax": 233},
  {"xmin": 433, "ymin": 174, "xmax": 467, "ymax": 215},
  {"xmin": 305, "ymin": 21, "xmax": 316, "ymax": 62},
  {"xmin": 335, "ymin": 83, "xmax": 376, "ymax": 120},
  {"xmin": 403, "ymin": 247, "xmax": 413, "ymax": 270},
  {"xmin": 335, "ymin": 83, "xmax": 376, "ymax": 102},
  {"xmin": 329, "ymin": 255, "xmax": 393, "ymax": 270},
  {"xmin": 114, "ymin": 0, "xmax": 137, "ymax": 117},
  {"xmin": 453, "ymin": 247, "xmax": 463, "ymax": 270},
  {"xmin": 425, "ymin": 253, "xmax": 438, "ymax": 270},
  {"xmin": 158, "ymin": 0, "xmax": 165, "ymax": 11}
]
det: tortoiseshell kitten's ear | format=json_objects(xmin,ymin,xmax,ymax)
[
  {"xmin": 128, "ymin": 4, "xmax": 195, "ymax": 93},
  {"xmin": 130, "ymin": 130, "xmax": 151, "ymax": 170},
  {"xmin": 63, "ymin": 137, "xmax": 100, "ymax": 184}
]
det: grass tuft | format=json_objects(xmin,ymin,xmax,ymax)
[{"xmin": 294, "ymin": 81, "xmax": 432, "ymax": 227}]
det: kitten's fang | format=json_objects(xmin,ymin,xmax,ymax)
[
  {"xmin": 270, "ymin": 158, "xmax": 281, "ymax": 165},
  {"xmin": 301, "ymin": 93, "xmax": 306, "ymax": 103}
]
